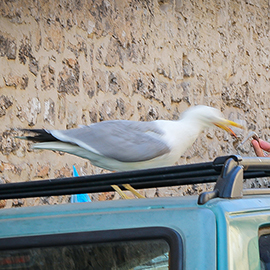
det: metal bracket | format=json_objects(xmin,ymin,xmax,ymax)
[{"xmin": 198, "ymin": 157, "xmax": 244, "ymax": 205}]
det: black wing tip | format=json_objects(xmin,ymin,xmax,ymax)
[
  {"xmin": 19, "ymin": 128, "xmax": 47, "ymax": 134},
  {"xmin": 16, "ymin": 129, "xmax": 57, "ymax": 142}
]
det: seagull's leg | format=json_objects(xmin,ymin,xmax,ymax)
[
  {"xmin": 111, "ymin": 185, "xmax": 132, "ymax": 199},
  {"xmin": 110, "ymin": 170, "xmax": 145, "ymax": 199},
  {"xmin": 122, "ymin": 184, "xmax": 145, "ymax": 198}
]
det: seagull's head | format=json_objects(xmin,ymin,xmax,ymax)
[{"xmin": 181, "ymin": 105, "xmax": 244, "ymax": 137}]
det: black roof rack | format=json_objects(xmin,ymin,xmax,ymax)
[{"xmin": 0, "ymin": 155, "xmax": 270, "ymax": 204}]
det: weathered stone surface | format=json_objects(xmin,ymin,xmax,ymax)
[
  {"xmin": 57, "ymin": 94, "xmax": 66, "ymax": 122},
  {"xmin": 41, "ymin": 65, "xmax": 55, "ymax": 91},
  {"xmin": 4, "ymin": 74, "xmax": 28, "ymax": 89},
  {"xmin": 66, "ymin": 102, "xmax": 78, "ymax": 129},
  {"xmin": 99, "ymin": 100, "xmax": 116, "ymax": 121},
  {"xmin": 108, "ymin": 72, "xmax": 120, "ymax": 95},
  {"xmin": 0, "ymin": 200, "xmax": 6, "ymax": 209},
  {"xmin": 54, "ymin": 164, "xmax": 72, "ymax": 178},
  {"xmin": 17, "ymin": 97, "xmax": 41, "ymax": 126},
  {"xmin": 116, "ymin": 98, "xmax": 125, "ymax": 116},
  {"xmin": 19, "ymin": 36, "xmax": 39, "ymax": 75},
  {"xmin": 68, "ymin": 36, "xmax": 87, "ymax": 59},
  {"xmin": 43, "ymin": 23, "xmax": 65, "ymax": 53},
  {"xmin": 105, "ymin": 37, "xmax": 123, "ymax": 67},
  {"xmin": 146, "ymin": 106, "xmax": 159, "ymax": 121},
  {"xmin": 89, "ymin": 108, "xmax": 98, "ymax": 123},
  {"xmin": 82, "ymin": 72, "xmax": 95, "ymax": 98},
  {"xmin": 222, "ymin": 82, "xmax": 251, "ymax": 110},
  {"xmin": 0, "ymin": 160, "xmax": 21, "ymax": 175},
  {"xmin": 58, "ymin": 59, "xmax": 80, "ymax": 95},
  {"xmin": 0, "ymin": 0, "xmax": 270, "ymax": 207},
  {"xmin": 182, "ymin": 56, "xmax": 194, "ymax": 78},
  {"xmin": 44, "ymin": 98, "xmax": 55, "ymax": 126},
  {"xmin": 0, "ymin": 95, "xmax": 13, "ymax": 117},
  {"xmin": 12, "ymin": 199, "xmax": 24, "ymax": 207},
  {"xmin": 35, "ymin": 163, "xmax": 50, "ymax": 178},
  {"xmin": 0, "ymin": 130, "xmax": 20, "ymax": 156},
  {"xmin": 0, "ymin": 34, "xmax": 16, "ymax": 59}
]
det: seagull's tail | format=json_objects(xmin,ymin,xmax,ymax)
[{"xmin": 16, "ymin": 129, "xmax": 58, "ymax": 143}]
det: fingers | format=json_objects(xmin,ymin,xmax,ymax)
[
  {"xmin": 258, "ymin": 139, "xmax": 270, "ymax": 152},
  {"xmin": 251, "ymin": 139, "xmax": 270, "ymax": 157},
  {"xmin": 251, "ymin": 140, "xmax": 265, "ymax": 157}
]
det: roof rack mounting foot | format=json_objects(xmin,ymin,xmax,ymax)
[
  {"xmin": 198, "ymin": 157, "xmax": 244, "ymax": 205},
  {"xmin": 198, "ymin": 189, "xmax": 219, "ymax": 205}
]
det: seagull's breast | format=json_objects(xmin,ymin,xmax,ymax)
[{"xmin": 155, "ymin": 119, "xmax": 203, "ymax": 160}]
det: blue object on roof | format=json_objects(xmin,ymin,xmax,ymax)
[{"xmin": 71, "ymin": 166, "xmax": 91, "ymax": 203}]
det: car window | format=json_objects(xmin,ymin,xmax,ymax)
[
  {"xmin": 259, "ymin": 227, "xmax": 270, "ymax": 270},
  {"xmin": 0, "ymin": 239, "xmax": 169, "ymax": 270},
  {"xmin": 0, "ymin": 227, "xmax": 182, "ymax": 270}
]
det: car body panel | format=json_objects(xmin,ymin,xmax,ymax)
[
  {"xmin": 0, "ymin": 196, "xmax": 216, "ymax": 270},
  {"xmin": 1, "ymin": 195, "xmax": 270, "ymax": 269}
]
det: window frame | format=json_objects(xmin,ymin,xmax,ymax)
[{"xmin": 0, "ymin": 226, "xmax": 183, "ymax": 270}]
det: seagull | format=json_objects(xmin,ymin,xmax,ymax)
[{"xmin": 17, "ymin": 105, "xmax": 243, "ymax": 198}]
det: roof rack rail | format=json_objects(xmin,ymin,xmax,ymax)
[
  {"xmin": 198, "ymin": 155, "xmax": 270, "ymax": 204},
  {"xmin": 0, "ymin": 155, "xmax": 270, "ymax": 202}
]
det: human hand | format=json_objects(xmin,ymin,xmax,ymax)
[{"xmin": 251, "ymin": 139, "xmax": 270, "ymax": 157}]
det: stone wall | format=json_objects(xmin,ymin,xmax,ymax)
[{"xmin": 0, "ymin": 0, "xmax": 270, "ymax": 207}]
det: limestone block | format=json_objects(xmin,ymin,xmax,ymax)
[
  {"xmin": 27, "ymin": 97, "xmax": 41, "ymax": 126},
  {"xmin": 82, "ymin": 72, "xmax": 95, "ymax": 99},
  {"xmin": 41, "ymin": 65, "xmax": 55, "ymax": 91},
  {"xmin": 222, "ymin": 82, "xmax": 251, "ymax": 110},
  {"xmin": 0, "ymin": 200, "xmax": 6, "ymax": 209},
  {"xmin": 144, "ymin": 188, "xmax": 157, "ymax": 198},
  {"xmin": 155, "ymin": 58, "xmax": 172, "ymax": 79},
  {"xmin": 146, "ymin": 106, "xmax": 159, "ymax": 121},
  {"xmin": 19, "ymin": 36, "xmax": 39, "ymax": 76},
  {"xmin": 105, "ymin": 38, "xmax": 119, "ymax": 67},
  {"xmin": 89, "ymin": 108, "xmax": 98, "ymax": 123},
  {"xmin": 0, "ymin": 1, "xmax": 23, "ymax": 24},
  {"xmin": 0, "ymin": 95, "xmax": 13, "ymax": 117},
  {"xmin": 133, "ymin": 73, "xmax": 170, "ymax": 106},
  {"xmin": 0, "ymin": 34, "xmax": 16, "ymax": 59},
  {"xmin": 182, "ymin": 56, "xmax": 194, "ymax": 77},
  {"xmin": 93, "ymin": 69, "xmax": 108, "ymax": 93},
  {"xmin": 54, "ymin": 164, "xmax": 72, "ymax": 178},
  {"xmin": 44, "ymin": 98, "xmax": 55, "ymax": 126},
  {"xmin": 116, "ymin": 98, "xmax": 125, "ymax": 116},
  {"xmin": 12, "ymin": 199, "xmax": 24, "ymax": 207},
  {"xmin": 99, "ymin": 100, "xmax": 116, "ymax": 121},
  {"xmin": 4, "ymin": 74, "xmax": 28, "ymax": 90},
  {"xmin": 109, "ymin": 71, "xmax": 132, "ymax": 97},
  {"xmin": 35, "ymin": 163, "xmax": 51, "ymax": 178},
  {"xmin": 58, "ymin": 59, "xmax": 80, "ymax": 95},
  {"xmin": 0, "ymin": 160, "xmax": 21, "ymax": 175},
  {"xmin": 0, "ymin": 130, "xmax": 20, "ymax": 155},
  {"xmin": 43, "ymin": 23, "xmax": 65, "ymax": 53},
  {"xmin": 67, "ymin": 37, "xmax": 87, "ymax": 59},
  {"xmin": 116, "ymin": 98, "xmax": 134, "ymax": 118},
  {"xmin": 108, "ymin": 72, "xmax": 119, "ymax": 94},
  {"xmin": 66, "ymin": 102, "xmax": 78, "ymax": 129},
  {"xmin": 181, "ymin": 82, "xmax": 192, "ymax": 104}
]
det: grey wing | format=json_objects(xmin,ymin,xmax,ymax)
[{"xmin": 49, "ymin": 120, "xmax": 171, "ymax": 162}]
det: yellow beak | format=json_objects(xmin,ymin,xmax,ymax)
[{"xmin": 214, "ymin": 119, "xmax": 244, "ymax": 137}]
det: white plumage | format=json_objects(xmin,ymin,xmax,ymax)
[{"xmin": 19, "ymin": 105, "xmax": 243, "ymax": 172}]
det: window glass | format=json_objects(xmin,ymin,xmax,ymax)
[
  {"xmin": 0, "ymin": 239, "xmax": 169, "ymax": 270},
  {"xmin": 259, "ymin": 228, "xmax": 270, "ymax": 270}
]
